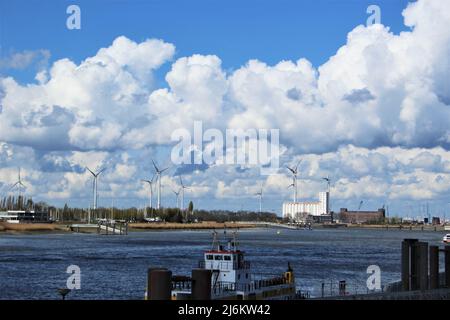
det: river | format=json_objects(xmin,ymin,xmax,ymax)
[{"xmin": 0, "ymin": 227, "xmax": 445, "ymax": 299}]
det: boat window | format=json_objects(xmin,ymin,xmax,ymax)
[
  {"xmin": 224, "ymin": 255, "xmax": 231, "ymax": 261},
  {"xmin": 206, "ymin": 255, "xmax": 213, "ymax": 260},
  {"xmin": 214, "ymin": 255, "xmax": 223, "ymax": 260}
]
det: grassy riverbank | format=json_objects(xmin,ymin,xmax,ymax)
[
  {"xmin": 0, "ymin": 222, "xmax": 70, "ymax": 234},
  {"xmin": 0, "ymin": 221, "xmax": 257, "ymax": 234}
]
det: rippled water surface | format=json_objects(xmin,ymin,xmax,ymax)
[{"xmin": 0, "ymin": 228, "xmax": 445, "ymax": 299}]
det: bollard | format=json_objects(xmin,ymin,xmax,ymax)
[
  {"xmin": 191, "ymin": 269, "xmax": 212, "ymax": 300},
  {"xmin": 417, "ymin": 242, "xmax": 428, "ymax": 291},
  {"xmin": 429, "ymin": 245, "xmax": 439, "ymax": 289},
  {"xmin": 446, "ymin": 246, "xmax": 450, "ymax": 288},
  {"xmin": 148, "ymin": 268, "xmax": 172, "ymax": 300},
  {"xmin": 339, "ymin": 280, "xmax": 346, "ymax": 296},
  {"xmin": 402, "ymin": 239, "xmax": 418, "ymax": 291}
]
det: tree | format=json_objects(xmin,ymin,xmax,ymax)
[{"xmin": 188, "ymin": 201, "xmax": 194, "ymax": 214}]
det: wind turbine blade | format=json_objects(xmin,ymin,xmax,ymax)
[
  {"xmin": 161, "ymin": 167, "xmax": 169, "ymax": 173},
  {"xmin": 286, "ymin": 166, "xmax": 295, "ymax": 174},
  {"xmin": 151, "ymin": 159, "xmax": 159, "ymax": 172},
  {"xmin": 97, "ymin": 167, "xmax": 107, "ymax": 175},
  {"xmin": 9, "ymin": 182, "xmax": 19, "ymax": 190},
  {"xmin": 86, "ymin": 167, "xmax": 96, "ymax": 176}
]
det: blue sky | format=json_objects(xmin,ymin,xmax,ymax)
[
  {"xmin": 1, "ymin": 0, "xmax": 450, "ymax": 219},
  {"xmin": 2, "ymin": 0, "xmax": 411, "ymax": 82}
]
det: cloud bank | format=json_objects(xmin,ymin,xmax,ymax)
[{"xmin": 0, "ymin": 0, "xmax": 449, "ymax": 214}]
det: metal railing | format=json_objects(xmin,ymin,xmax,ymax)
[
  {"xmin": 312, "ymin": 280, "xmax": 384, "ymax": 298},
  {"xmin": 198, "ymin": 260, "xmax": 251, "ymax": 270}
]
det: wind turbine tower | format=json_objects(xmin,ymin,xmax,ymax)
[
  {"xmin": 179, "ymin": 176, "xmax": 189, "ymax": 211},
  {"xmin": 86, "ymin": 167, "xmax": 106, "ymax": 212},
  {"xmin": 141, "ymin": 174, "xmax": 155, "ymax": 217},
  {"xmin": 255, "ymin": 184, "xmax": 263, "ymax": 213},
  {"xmin": 287, "ymin": 160, "xmax": 301, "ymax": 202},
  {"xmin": 152, "ymin": 160, "xmax": 168, "ymax": 209},
  {"xmin": 10, "ymin": 167, "xmax": 26, "ymax": 199},
  {"xmin": 173, "ymin": 188, "xmax": 181, "ymax": 209}
]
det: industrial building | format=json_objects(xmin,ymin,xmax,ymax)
[
  {"xmin": 282, "ymin": 191, "xmax": 329, "ymax": 221},
  {"xmin": 337, "ymin": 208, "xmax": 385, "ymax": 224},
  {"xmin": 0, "ymin": 210, "xmax": 50, "ymax": 223}
]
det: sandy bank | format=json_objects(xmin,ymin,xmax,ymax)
[{"xmin": 0, "ymin": 222, "xmax": 69, "ymax": 234}]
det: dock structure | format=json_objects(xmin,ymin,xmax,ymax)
[
  {"xmin": 70, "ymin": 220, "xmax": 128, "ymax": 235},
  {"xmin": 315, "ymin": 238, "xmax": 450, "ymax": 300}
]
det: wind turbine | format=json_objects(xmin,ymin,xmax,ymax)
[
  {"xmin": 9, "ymin": 167, "xmax": 27, "ymax": 209},
  {"xmin": 179, "ymin": 176, "xmax": 189, "ymax": 211},
  {"xmin": 286, "ymin": 160, "xmax": 301, "ymax": 202},
  {"xmin": 172, "ymin": 188, "xmax": 181, "ymax": 209},
  {"xmin": 255, "ymin": 183, "xmax": 263, "ymax": 213},
  {"xmin": 9, "ymin": 167, "xmax": 26, "ymax": 197},
  {"xmin": 86, "ymin": 167, "xmax": 106, "ymax": 213},
  {"xmin": 152, "ymin": 160, "xmax": 168, "ymax": 209},
  {"xmin": 322, "ymin": 175, "xmax": 331, "ymax": 193},
  {"xmin": 141, "ymin": 174, "xmax": 156, "ymax": 217}
]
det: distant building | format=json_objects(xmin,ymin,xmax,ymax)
[
  {"xmin": 338, "ymin": 208, "xmax": 385, "ymax": 224},
  {"xmin": 282, "ymin": 192, "xmax": 329, "ymax": 221},
  {"xmin": 432, "ymin": 217, "xmax": 441, "ymax": 225},
  {"xmin": 0, "ymin": 210, "xmax": 50, "ymax": 223}
]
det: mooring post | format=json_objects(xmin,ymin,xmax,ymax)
[
  {"xmin": 445, "ymin": 246, "xmax": 450, "ymax": 288},
  {"xmin": 417, "ymin": 242, "xmax": 428, "ymax": 291},
  {"xmin": 401, "ymin": 239, "xmax": 418, "ymax": 291},
  {"xmin": 148, "ymin": 268, "xmax": 172, "ymax": 300},
  {"xmin": 192, "ymin": 269, "xmax": 212, "ymax": 300},
  {"xmin": 339, "ymin": 280, "xmax": 346, "ymax": 296},
  {"xmin": 429, "ymin": 245, "xmax": 439, "ymax": 289}
]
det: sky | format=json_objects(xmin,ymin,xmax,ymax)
[{"xmin": 0, "ymin": 0, "xmax": 449, "ymax": 218}]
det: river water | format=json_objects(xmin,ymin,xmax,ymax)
[{"xmin": 0, "ymin": 228, "xmax": 445, "ymax": 299}]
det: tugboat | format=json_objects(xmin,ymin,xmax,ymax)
[{"xmin": 168, "ymin": 231, "xmax": 297, "ymax": 300}]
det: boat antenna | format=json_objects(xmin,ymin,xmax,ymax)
[
  {"xmin": 232, "ymin": 230, "xmax": 238, "ymax": 251},
  {"xmin": 211, "ymin": 230, "xmax": 219, "ymax": 251}
]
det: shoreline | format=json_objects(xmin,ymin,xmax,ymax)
[{"xmin": 1, "ymin": 221, "xmax": 447, "ymax": 235}]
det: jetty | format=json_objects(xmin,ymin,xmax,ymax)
[{"xmin": 70, "ymin": 220, "xmax": 128, "ymax": 235}]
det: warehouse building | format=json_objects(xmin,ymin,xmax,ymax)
[
  {"xmin": 282, "ymin": 192, "xmax": 329, "ymax": 221},
  {"xmin": 338, "ymin": 208, "xmax": 385, "ymax": 224}
]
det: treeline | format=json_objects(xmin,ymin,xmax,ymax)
[
  {"xmin": 1, "ymin": 197, "xmax": 279, "ymax": 223},
  {"xmin": 54, "ymin": 206, "xmax": 278, "ymax": 223},
  {"xmin": 193, "ymin": 210, "xmax": 278, "ymax": 223},
  {"xmin": 0, "ymin": 195, "xmax": 44, "ymax": 211}
]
